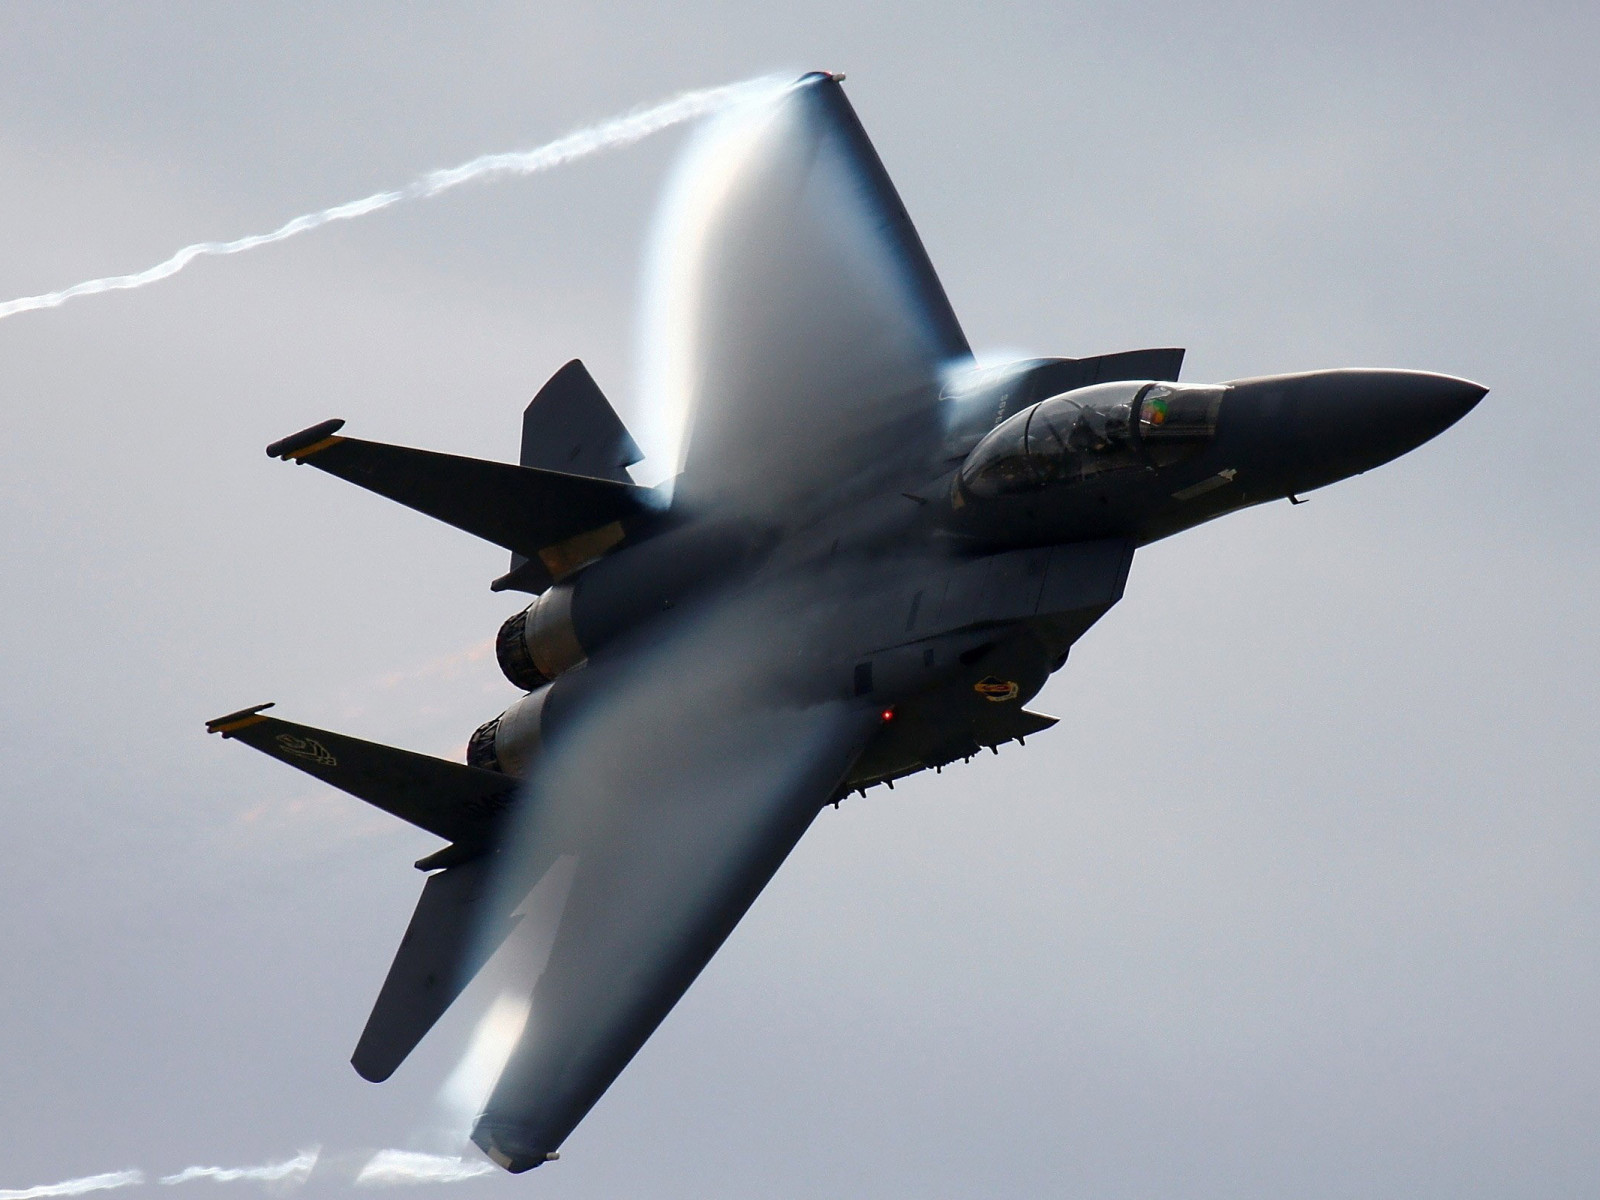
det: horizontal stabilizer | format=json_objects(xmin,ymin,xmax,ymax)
[
  {"xmin": 206, "ymin": 704, "xmax": 516, "ymax": 845},
  {"xmin": 353, "ymin": 855, "xmax": 521, "ymax": 1082},
  {"xmin": 266, "ymin": 422, "xmax": 657, "ymax": 583}
]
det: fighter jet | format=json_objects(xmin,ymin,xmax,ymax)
[{"xmin": 207, "ymin": 72, "xmax": 1484, "ymax": 1172}]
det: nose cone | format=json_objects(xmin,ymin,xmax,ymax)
[
  {"xmin": 1227, "ymin": 369, "xmax": 1486, "ymax": 490},
  {"xmin": 1310, "ymin": 369, "xmax": 1486, "ymax": 458}
]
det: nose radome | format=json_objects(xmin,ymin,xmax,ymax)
[
  {"xmin": 1383, "ymin": 370, "xmax": 1488, "ymax": 444},
  {"xmin": 1240, "ymin": 368, "xmax": 1487, "ymax": 484},
  {"xmin": 1295, "ymin": 369, "xmax": 1486, "ymax": 450}
]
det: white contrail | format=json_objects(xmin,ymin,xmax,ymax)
[
  {"xmin": 0, "ymin": 76, "xmax": 781, "ymax": 323},
  {"xmin": 354, "ymin": 1152, "xmax": 494, "ymax": 1186},
  {"xmin": 0, "ymin": 1172, "xmax": 144, "ymax": 1200},
  {"xmin": 2, "ymin": 1144, "xmax": 505, "ymax": 1195},
  {"xmin": 158, "ymin": 1148, "xmax": 318, "ymax": 1186}
]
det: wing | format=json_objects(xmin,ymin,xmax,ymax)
[
  {"xmin": 467, "ymin": 600, "xmax": 877, "ymax": 1171},
  {"xmin": 658, "ymin": 73, "xmax": 971, "ymax": 516}
]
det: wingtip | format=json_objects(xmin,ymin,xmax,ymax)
[
  {"xmin": 350, "ymin": 1051, "xmax": 396, "ymax": 1084},
  {"xmin": 206, "ymin": 702, "xmax": 275, "ymax": 735},
  {"xmin": 471, "ymin": 1125, "xmax": 560, "ymax": 1173},
  {"xmin": 266, "ymin": 419, "xmax": 346, "ymax": 460}
]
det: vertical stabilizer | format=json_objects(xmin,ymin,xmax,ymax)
[
  {"xmin": 499, "ymin": 360, "xmax": 647, "ymax": 591},
  {"xmin": 520, "ymin": 360, "xmax": 643, "ymax": 482}
]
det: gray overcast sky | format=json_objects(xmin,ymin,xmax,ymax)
[{"xmin": 1, "ymin": 2, "xmax": 1596, "ymax": 1196}]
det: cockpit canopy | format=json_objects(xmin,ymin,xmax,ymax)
[{"xmin": 957, "ymin": 380, "xmax": 1227, "ymax": 498}]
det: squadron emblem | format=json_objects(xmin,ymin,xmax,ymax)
[
  {"xmin": 973, "ymin": 676, "xmax": 1020, "ymax": 702},
  {"xmin": 275, "ymin": 733, "xmax": 337, "ymax": 767}
]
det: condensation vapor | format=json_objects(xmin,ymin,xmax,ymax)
[
  {"xmin": 2, "ymin": 1145, "xmax": 502, "ymax": 1195},
  {"xmin": 635, "ymin": 79, "xmax": 792, "ymax": 486},
  {"xmin": 158, "ymin": 1149, "xmax": 318, "ymax": 1185},
  {"xmin": 0, "ymin": 76, "xmax": 782, "ymax": 323},
  {"xmin": 0, "ymin": 1172, "xmax": 144, "ymax": 1200},
  {"xmin": 354, "ymin": 1152, "xmax": 495, "ymax": 1186}
]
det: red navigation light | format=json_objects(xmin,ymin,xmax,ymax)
[{"xmin": 880, "ymin": 707, "xmax": 895, "ymax": 722}]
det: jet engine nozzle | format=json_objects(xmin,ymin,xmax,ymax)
[
  {"xmin": 1224, "ymin": 369, "xmax": 1487, "ymax": 492},
  {"xmin": 496, "ymin": 584, "xmax": 586, "ymax": 691},
  {"xmin": 467, "ymin": 685, "xmax": 553, "ymax": 776}
]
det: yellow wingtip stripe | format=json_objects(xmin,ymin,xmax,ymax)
[
  {"xmin": 286, "ymin": 435, "xmax": 346, "ymax": 461},
  {"xmin": 205, "ymin": 702, "xmax": 275, "ymax": 734},
  {"xmin": 209, "ymin": 713, "xmax": 269, "ymax": 736}
]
